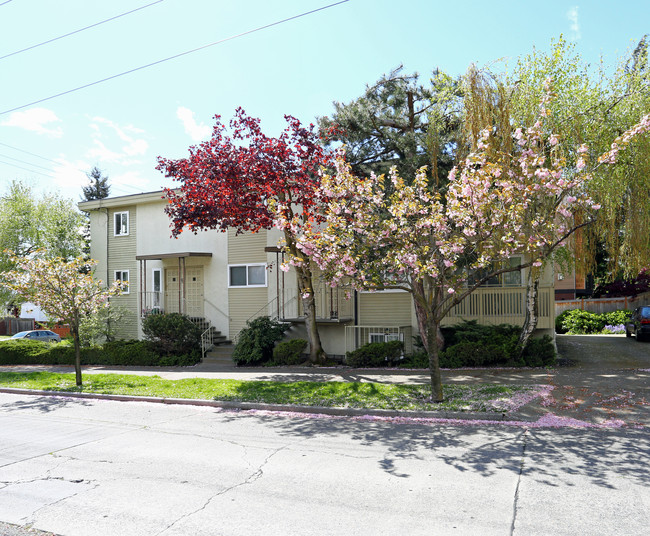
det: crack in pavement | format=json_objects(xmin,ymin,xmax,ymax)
[
  {"xmin": 509, "ymin": 429, "xmax": 528, "ymax": 536},
  {"xmin": 153, "ymin": 442, "xmax": 293, "ymax": 536}
]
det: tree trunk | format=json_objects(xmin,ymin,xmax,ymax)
[
  {"xmin": 72, "ymin": 325, "xmax": 82, "ymax": 386},
  {"xmin": 518, "ymin": 267, "xmax": 541, "ymax": 352},
  {"xmin": 296, "ymin": 265, "xmax": 327, "ymax": 365},
  {"xmin": 412, "ymin": 291, "xmax": 444, "ymax": 402}
]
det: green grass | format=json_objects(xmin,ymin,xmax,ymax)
[{"xmin": 0, "ymin": 372, "xmax": 536, "ymax": 413}]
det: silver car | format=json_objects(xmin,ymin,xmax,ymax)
[{"xmin": 11, "ymin": 330, "xmax": 61, "ymax": 343}]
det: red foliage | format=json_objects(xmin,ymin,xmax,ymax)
[{"xmin": 157, "ymin": 108, "xmax": 332, "ymax": 236}]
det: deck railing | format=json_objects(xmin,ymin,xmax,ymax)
[{"xmin": 443, "ymin": 286, "xmax": 553, "ymax": 329}]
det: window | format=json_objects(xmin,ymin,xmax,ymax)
[
  {"xmin": 115, "ymin": 270, "xmax": 130, "ymax": 294},
  {"xmin": 152, "ymin": 268, "xmax": 162, "ymax": 308},
  {"xmin": 114, "ymin": 211, "xmax": 129, "ymax": 236},
  {"xmin": 228, "ymin": 264, "xmax": 267, "ymax": 287}
]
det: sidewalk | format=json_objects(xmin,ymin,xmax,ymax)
[{"xmin": 1, "ymin": 335, "xmax": 649, "ymax": 427}]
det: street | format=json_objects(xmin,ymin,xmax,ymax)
[{"xmin": 1, "ymin": 391, "xmax": 649, "ymax": 536}]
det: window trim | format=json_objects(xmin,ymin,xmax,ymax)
[
  {"xmin": 228, "ymin": 263, "xmax": 267, "ymax": 288},
  {"xmin": 113, "ymin": 211, "xmax": 129, "ymax": 237},
  {"xmin": 114, "ymin": 269, "xmax": 130, "ymax": 294}
]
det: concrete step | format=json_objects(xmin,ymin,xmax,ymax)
[{"xmin": 204, "ymin": 344, "xmax": 235, "ymax": 364}]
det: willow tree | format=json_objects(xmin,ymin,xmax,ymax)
[{"xmin": 461, "ymin": 38, "xmax": 650, "ymax": 346}]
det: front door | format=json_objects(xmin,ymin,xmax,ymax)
[{"xmin": 165, "ymin": 266, "xmax": 204, "ymax": 317}]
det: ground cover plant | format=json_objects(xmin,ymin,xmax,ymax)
[{"xmin": 0, "ymin": 371, "xmax": 542, "ymax": 413}]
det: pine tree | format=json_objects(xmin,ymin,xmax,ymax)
[{"xmin": 82, "ymin": 167, "xmax": 110, "ymax": 201}]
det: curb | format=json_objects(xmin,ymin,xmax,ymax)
[{"xmin": 0, "ymin": 387, "xmax": 537, "ymax": 422}]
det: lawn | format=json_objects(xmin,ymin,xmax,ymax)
[{"xmin": 0, "ymin": 371, "xmax": 541, "ymax": 413}]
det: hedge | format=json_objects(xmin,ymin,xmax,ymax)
[
  {"xmin": 555, "ymin": 309, "xmax": 632, "ymax": 334},
  {"xmin": 0, "ymin": 339, "xmax": 200, "ymax": 367}
]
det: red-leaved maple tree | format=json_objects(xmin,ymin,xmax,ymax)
[{"xmin": 156, "ymin": 107, "xmax": 332, "ymax": 363}]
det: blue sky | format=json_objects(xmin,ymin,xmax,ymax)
[{"xmin": 0, "ymin": 0, "xmax": 648, "ymax": 200}]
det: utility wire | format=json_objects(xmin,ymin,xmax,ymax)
[
  {"xmin": 0, "ymin": 159, "xmax": 55, "ymax": 178},
  {"xmin": 0, "ymin": 141, "xmax": 66, "ymax": 165},
  {"xmin": 0, "ymin": 1, "xmax": 13, "ymax": 7},
  {"xmin": 0, "ymin": 1, "xmax": 165, "ymax": 61},
  {"xmin": 0, "ymin": 152, "xmax": 56, "ymax": 172},
  {"xmin": 0, "ymin": 0, "xmax": 350, "ymax": 115},
  {"xmin": 0, "ymin": 142, "xmax": 156, "ymax": 195}
]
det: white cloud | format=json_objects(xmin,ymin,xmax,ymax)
[
  {"xmin": 87, "ymin": 140, "xmax": 123, "ymax": 163},
  {"xmin": 51, "ymin": 159, "xmax": 89, "ymax": 191},
  {"xmin": 86, "ymin": 117, "xmax": 149, "ymax": 162},
  {"xmin": 566, "ymin": 6, "xmax": 581, "ymax": 41},
  {"xmin": 176, "ymin": 106, "xmax": 211, "ymax": 141},
  {"xmin": 1, "ymin": 107, "xmax": 63, "ymax": 138}
]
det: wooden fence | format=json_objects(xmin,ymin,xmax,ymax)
[{"xmin": 555, "ymin": 291, "xmax": 650, "ymax": 316}]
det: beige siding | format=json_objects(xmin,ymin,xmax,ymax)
[
  {"xmin": 107, "ymin": 206, "xmax": 138, "ymax": 340},
  {"xmin": 227, "ymin": 229, "xmax": 270, "ymax": 338},
  {"xmin": 359, "ymin": 292, "xmax": 412, "ymax": 326},
  {"xmin": 228, "ymin": 287, "xmax": 269, "ymax": 338},
  {"xmin": 228, "ymin": 229, "xmax": 267, "ymax": 263}
]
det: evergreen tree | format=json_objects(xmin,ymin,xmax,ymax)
[{"xmin": 82, "ymin": 167, "xmax": 110, "ymax": 201}]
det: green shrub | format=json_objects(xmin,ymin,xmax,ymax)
[
  {"xmin": 142, "ymin": 313, "xmax": 202, "ymax": 356},
  {"xmin": 520, "ymin": 335, "xmax": 556, "ymax": 367},
  {"xmin": 399, "ymin": 350, "xmax": 429, "ymax": 368},
  {"xmin": 601, "ymin": 309, "xmax": 632, "ymax": 326},
  {"xmin": 232, "ymin": 316, "xmax": 289, "ymax": 366},
  {"xmin": 0, "ymin": 340, "xmax": 57, "ymax": 365},
  {"xmin": 404, "ymin": 322, "xmax": 556, "ymax": 369},
  {"xmin": 440, "ymin": 342, "xmax": 509, "ymax": 368},
  {"xmin": 271, "ymin": 338, "xmax": 308, "ymax": 366},
  {"xmin": 0, "ymin": 338, "xmax": 200, "ymax": 367},
  {"xmin": 346, "ymin": 340, "xmax": 404, "ymax": 368},
  {"xmin": 555, "ymin": 309, "xmax": 632, "ymax": 334}
]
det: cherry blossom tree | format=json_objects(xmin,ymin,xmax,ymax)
[
  {"xmin": 2, "ymin": 255, "xmax": 124, "ymax": 386},
  {"xmin": 301, "ymin": 85, "xmax": 649, "ymax": 401},
  {"xmin": 157, "ymin": 108, "xmax": 333, "ymax": 364}
]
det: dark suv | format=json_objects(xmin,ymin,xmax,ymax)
[{"xmin": 625, "ymin": 306, "xmax": 650, "ymax": 342}]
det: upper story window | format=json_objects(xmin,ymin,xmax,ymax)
[
  {"xmin": 228, "ymin": 264, "xmax": 267, "ymax": 288},
  {"xmin": 114, "ymin": 211, "xmax": 129, "ymax": 236}
]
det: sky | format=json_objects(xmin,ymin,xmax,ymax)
[{"xmin": 0, "ymin": 0, "xmax": 648, "ymax": 202}]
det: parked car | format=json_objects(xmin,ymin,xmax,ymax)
[
  {"xmin": 10, "ymin": 330, "xmax": 61, "ymax": 343},
  {"xmin": 625, "ymin": 306, "xmax": 650, "ymax": 342}
]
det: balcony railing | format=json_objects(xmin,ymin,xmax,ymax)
[{"xmin": 443, "ymin": 286, "xmax": 553, "ymax": 329}]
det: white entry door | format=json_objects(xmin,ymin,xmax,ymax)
[{"xmin": 165, "ymin": 267, "xmax": 204, "ymax": 317}]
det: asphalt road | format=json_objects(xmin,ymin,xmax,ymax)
[{"xmin": 1, "ymin": 391, "xmax": 649, "ymax": 536}]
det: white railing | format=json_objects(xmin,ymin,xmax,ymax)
[
  {"xmin": 443, "ymin": 286, "xmax": 553, "ymax": 329},
  {"xmin": 345, "ymin": 325, "xmax": 413, "ymax": 354}
]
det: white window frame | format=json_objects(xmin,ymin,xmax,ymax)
[
  {"xmin": 114, "ymin": 211, "xmax": 129, "ymax": 237},
  {"xmin": 114, "ymin": 270, "xmax": 130, "ymax": 294},
  {"xmin": 152, "ymin": 268, "xmax": 162, "ymax": 308},
  {"xmin": 228, "ymin": 264, "xmax": 267, "ymax": 288}
]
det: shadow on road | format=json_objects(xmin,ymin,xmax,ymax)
[
  {"xmin": 215, "ymin": 408, "xmax": 650, "ymax": 489},
  {"xmin": 0, "ymin": 395, "xmax": 93, "ymax": 413}
]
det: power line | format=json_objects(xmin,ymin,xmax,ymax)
[
  {"xmin": 0, "ymin": 152, "xmax": 56, "ymax": 172},
  {"xmin": 0, "ymin": 1, "xmax": 13, "ymax": 7},
  {"xmin": 0, "ymin": 159, "xmax": 55, "ymax": 178},
  {"xmin": 0, "ymin": 0, "xmax": 350, "ymax": 115},
  {"xmin": 0, "ymin": 1, "xmax": 165, "ymax": 61},
  {"xmin": 0, "ymin": 142, "xmax": 157, "ymax": 195},
  {"xmin": 0, "ymin": 141, "xmax": 63, "ymax": 165}
]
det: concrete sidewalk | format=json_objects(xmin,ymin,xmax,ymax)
[{"xmin": 1, "ymin": 334, "xmax": 649, "ymax": 427}]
